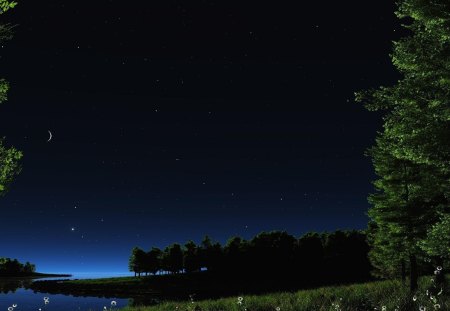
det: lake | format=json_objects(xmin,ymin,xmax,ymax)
[{"xmin": 0, "ymin": 274, "xmax": 132, "ymax": 311}]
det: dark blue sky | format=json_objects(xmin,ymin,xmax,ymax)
[{"xmin": 0, "ymin": 1, "xmax": 403, "ymax": 273}]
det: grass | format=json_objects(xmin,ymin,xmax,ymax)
[
  {"xmin": 119, "ymin": 275, "xmax": 449, "ymax": 311},
  {"xmin": 31, "ymin": 271, "xmax": 327, "ymax": 299}
]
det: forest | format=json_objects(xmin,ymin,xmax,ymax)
[
  {"xmin": 129, "ymin": 230, "xmax": 373, "ymax": 288},
  {"xmin": 0, "ymin": 257, "xmax": 36, "ymax": 276}
]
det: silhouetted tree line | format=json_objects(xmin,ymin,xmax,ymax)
[
  {"xmin": 129, "ymin": 230, "xmax": 372, "ymax": 285},
  {"xmin": 0, "ymin": 257, "xmax": 36, "ymax": 276}
]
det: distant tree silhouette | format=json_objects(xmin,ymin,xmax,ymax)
[
  {"xmin": 0, "ymin": 257, "xmax": 36, "ymax": 276},
  {"xmin": 198, "ymin": 236, "xmax": 223, "ymax": 272},
  {"xmin": 198, "ymin": 235, "xmax": 212, "ymax": 271},
  {"xmin": 248, "ymin": 231, "xmax": 297, "ymax": 277},
  {"xmin": 129, "ymin": 229, "xmax": 376, "ymax": 288},
  {"xmin": 160, "ymin": 247, "xmax": 170, "ymax": 274},
  {"xmin": 163, "ymin": 243, "xmax": 184, "ymax": 274},
  {"xmin": 23, "ymin": 262, "xmax": 35, "ymax": 274},
  {"xmin": 224, "ymin": 236, "xmax": 248, "ymax": 274},
  {"xmin": 295, "ymin": 232, "xmax": 325, "ymax": 282},
  {"xmin": 128, "ymin": 247, "xmax": 146, "ymax": 277},
  {"xmin": 322, "ymin": 230, "xmax": 371, "ymax": 282},
  {"xmin": 146, "ymin": 247, "xmax": 162, "ymax": 275},
  {"xmin": 208, "ymin": 242, "xmax": 223, "ymax": 272},
  {"xmin": 183, "ymin": 240, "xmax": 200, "ymax": 274}
]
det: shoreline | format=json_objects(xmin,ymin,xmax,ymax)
[
  {"xmin": 27, "ymin": 271, "xmax": 374, "ymax": 301},
  {"xmin": 28, "ymin": 274, "xmax": 449, "ymax": 310},
  {"xmin": 0, "ymin": 272, "xmax": 72, "ymax": 279}
]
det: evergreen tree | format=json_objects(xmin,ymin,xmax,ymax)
[
  {"xmin": 419, "ymin": 213, "xmax": 450, "ymax": 287},
  {"xmin": 0, "ymin": 1, "xmax": 15, "ymax": 47},
  {"xmin": 0, "ymin": 0, "xmax": 17, "ymax": 14},
  {"xmin": 0, "ymin": 138, "xmax": 22, "ymax": 196},
  {"xmin": 366, "ymin": 136, "xmax": 434, "ymax": 290},
  {"xmin": 0, "ymin": 0, "xmax": 21, "ymax": 197},
  {"xmin": 367, "ymin": 221, "xmax": 408, "ymax": 281},
  {"xmin": 356, "ymin": 0, "xmax": 449, "ymax": 291}
]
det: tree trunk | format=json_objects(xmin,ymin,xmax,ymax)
[
  {"xmin": 409, "ymin": 254, "xmax": 418, "ymax": 292},
  {"xmin": 401, "ymin": 259, "xmax": 406, "ymax": 284}
]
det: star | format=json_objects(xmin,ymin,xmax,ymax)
[{"xmin": 71, "ymin": 227, "xmax": 75, "ymax": 231}]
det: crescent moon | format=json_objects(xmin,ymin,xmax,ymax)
[{"xmin": 47, "ymin": 130, "xmax": 53, "ymax": 142}]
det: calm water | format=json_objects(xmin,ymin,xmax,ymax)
[{"xmin": 0, "ymin": 274, "xmax": 132, "ymax": 311}]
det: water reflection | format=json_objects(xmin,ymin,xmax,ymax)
[
  {"xmin": 0, "ymin": 277, "xmax": 129, "ymax": 311},
  {"xmin": 0, "ymin": 278, "xmax": 32, "ymax": 294}
]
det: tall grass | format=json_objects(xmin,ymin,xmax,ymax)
[{"xmin": 120, "ymin": 275, "xmax": 448, "ymax": 311}]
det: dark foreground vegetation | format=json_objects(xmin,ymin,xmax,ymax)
[
  {"xmin": 19, "ymin": 230, "xmax": 360, "ymax": 304},
  {"xmin": 120, "ymin": 275, "xmax": 450, "ymax": 311},
  {"xmin": 29, "ymin": 274, "xmax": 449, "ymax": 310},
  {"xmin": 30, "ymin": 229, "xmax": 444, "ymax": 305}
]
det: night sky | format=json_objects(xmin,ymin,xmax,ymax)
[{"xmin": 0, "ymin": 1, "xmax": 405, "ymax": 274}]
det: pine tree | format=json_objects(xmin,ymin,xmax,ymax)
[
  {"xmin": 367, "ymin": 221, "xmax": 408, "ymax": 281},
  {"xmin": 356, "ymin": 0, "xmax": 449, "ymax": 291},
  {"xmin": 365, "ymin": 128, "xmax": 439, "ymax": 291},
  {"xmin": 0, "ymin": 0, "xmax": 21, "ymax": 196}
]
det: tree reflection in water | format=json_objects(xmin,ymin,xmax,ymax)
[{"xmin": 0, "ymin": 278, "xmax": 33, "ymax": 294}]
